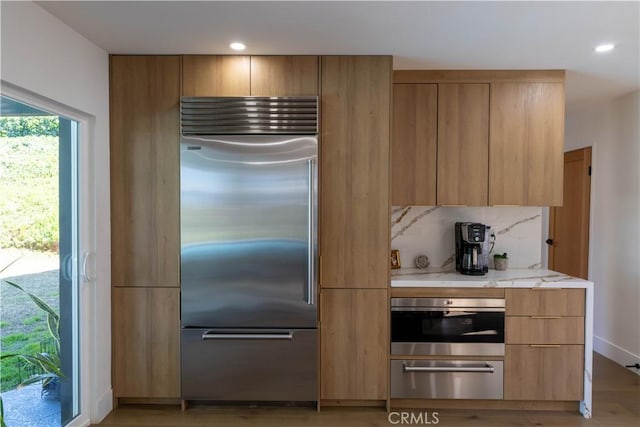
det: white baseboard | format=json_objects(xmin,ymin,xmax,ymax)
[
  {"xmin": 92, "ymin": 387, "xmax": 113, "ymax": 423},
  {"xmin": 594, "ymin": 335, "xmax": 640, "ymax": 376}
]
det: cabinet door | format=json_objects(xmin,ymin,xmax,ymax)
[
  {"xmin": 437, "ymin": 83, "xmax": 489, "ymax": 205},
  {"xmin": 113, "ymin": 287, "xmax": 180, "ymax": 398},
  {"xmin": 110, "ymin": 56, "xmax": 180, "ymax": 287},
  {"xmin": 505, "ymin": 345, "xmax": 583, "ymax": 400},
  {"xmin": 489, "ymin": 82, "xmax": 564, "ymax": 206},
  {"xmin": 320, "ymin": 289, "xmax": 388, "ymax": 400},
  {"xmin": 182, "ymin": 55, "xmax": 250, "ymax": 96},
  {"xmin": 250, "ymin": 56, "xmax": 318, "ymax": 96},
  {"xmin": 391, "ymin": 84, "xmax": 437, "ymax": 205},
  {"xmin": 320, "ymin": 56, "xmax": 391, "ymax": 289}
]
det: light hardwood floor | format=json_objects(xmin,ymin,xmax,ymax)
[{"xmin": 96, "ymin": 353, "xmax": 639, "ymax": 427}]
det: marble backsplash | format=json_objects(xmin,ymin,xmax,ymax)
[{"xmin": 391, "ymin": 206, "xmax": 543, "ymax": 271}]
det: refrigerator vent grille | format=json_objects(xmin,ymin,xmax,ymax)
[{"xmin": 181, "ymin": 97, "xmax": 318, "ymax": 135}]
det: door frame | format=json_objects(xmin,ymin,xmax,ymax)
[
  {"xmin": 1, "ymin": 81, "xmax": 99, "ymax": 427},
  {"xmin": 548, "ymin": 146, "xmax": 592, "ymax": 279}
]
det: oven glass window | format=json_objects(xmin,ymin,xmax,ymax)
[{"xmin": 391, "ymin": 310, "xmax": 505, "ymax": 343}]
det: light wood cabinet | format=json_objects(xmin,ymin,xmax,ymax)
[
  {"xmin": 182, "ymin": 55, "xmax": 250, "ymax": 96},
  {"xmin": 505, "ymin": 345, "xmax": 584, "ymax": 401},
  {"xmin": 489, "ymin": 82, "xmax": 564, "ymax": 206},
  {"xmin": 182, "ymin": 55, "xmax": 318, "ymax": 97},
  {"xmin": 391, "ymin": 84, "xmax": 437, "ymax": 205},
  {"xmin": 392, "ymin": 71, "xmax": 565, "ymax": 207},
  {"xmin": 110, "ymin": 55, "xmax": 180, "ymax": 287},
  {"xmin": 505, "ymin": 317, "xmax": 584, "ymax": 344},
  {"xmin": 320, "ymin": 289, "xmax": 388, "ymax": 400},
  {"xmin": 319, "ymin": 56, "xmax": 391, "ymax": 289},
  {"xmin": 250, "ymin": 56, "xmax": 318, "ymax": 96},
  {"xmin": 505, "ymin": 287, "xmax": 585, "ymax": 401},
  {"xmin": 437, "ymin": 83, "xmax": 489, "ymax": 205},
  {"xmin": 112, "ymin": 287, "xmax": 180, "ymax": 398},
  {"xmin": 505, "ymin": 288, "xmax": 585, "ymax": 316}
]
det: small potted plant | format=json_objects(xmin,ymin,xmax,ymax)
[{"xmin": 494, "ymin": 253, "xmax": 509, "ymax": 271}]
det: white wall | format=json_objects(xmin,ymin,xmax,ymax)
[
  {"xmin": 565, "ymin": 90, "xmax": 640, "ymax": 370},
  {"xmin": 1, "ymin": 1, "xmax": 112, "ymax": 421}
]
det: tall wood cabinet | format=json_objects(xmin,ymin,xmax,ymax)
[
  {"xmin": 110, "ymin": 56, "xmax": 180, "ymax": 287},
  {"xmin": 110, "ymin": 55, "xmax": 181, "ymax": 399},
  {"xmin": 319, "ymin": 56, "xmax": 391, "ymax": 403},
  {"xmin": 319, "ymin": 55, "xmax": 391, "ymax": 288}
]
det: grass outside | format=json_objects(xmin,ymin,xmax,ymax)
[{"xmin": 0, "ymin": 257, "xmax": 59, "ymax": 392}]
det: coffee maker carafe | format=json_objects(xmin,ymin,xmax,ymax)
[{"xmin": 455, "ymin": 222, "xmax": 490, "ymax": 275}]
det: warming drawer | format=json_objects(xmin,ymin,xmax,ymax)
[{"xmin": 391, "ymin": 359, "xmax": 503, "ymax": 400}]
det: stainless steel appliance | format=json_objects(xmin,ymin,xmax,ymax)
[
  {"xmin": 390, "ymin": 297, "xmax": 505, "ymax": 399},
  {"xmin": 391, "ymin": 298, "xmax": 505, "ymax": 356},
  {"xmin": 180, "ymin": 97, "xmax": 318, "ymax": 401},
  {"xmin": 455, "ymin": 222, "xmax": 490, "ymax": 275},
  {"xmin": 391, "ymin": 360, "xmax": 504, "ymax": 399}
]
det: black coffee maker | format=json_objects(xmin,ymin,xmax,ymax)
[{"xmin": 455, "ymin": 222, "xmax": 489, "ymax": 275}]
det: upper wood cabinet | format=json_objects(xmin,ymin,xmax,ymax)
[
  {"xmin": 250, "ymin": 56, "xmax": 318, "ymax": 96},
  {"xmin": 392, "ymin": 71, "xmax": 565, "ymax": 207},
  {"xmin": 113, "ymin": 287, "xmax": 180, "ymax": 398},
  {"xmin": 489, "ymin": 82, "xmax": 564, "ymax": 206},
  {"xmin": 182, "ymin": 55, "xmax": 318, "ymax": 97},
  {"xmin": 391, "ymin": 84, "xmax": 437, "ymax": 205},
  {"xmin": 320, "ymin": 56, "xmax": 392, "ymax": 289},
  {"xmin": 437, "ymin": 83, "xmax": 489, "ymax": 205},
  {"xmin": 182, "ymin": 55, "xmax": 250, "ymax": 96},
  {"xmin": 320, "ymin": 289, "xmax": 388, "ymax": 400},
  {"xmin": 110, "ymin": 55, "xmax": 180, "ymax": 287}
]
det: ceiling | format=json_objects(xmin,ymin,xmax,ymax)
[{"xmin": 37, "ymin": 1, "xmax": 639, "ymax": 110}]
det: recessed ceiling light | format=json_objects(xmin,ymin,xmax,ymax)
[
  {"xmin": 230, "ymin": 42, "xmax": 246, "ymax": 51},
  {"xmin": 594, "ymin": 43, "xmax": 615, "ymax": 53}
]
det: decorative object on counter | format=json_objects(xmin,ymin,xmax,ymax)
[
  {"xmin": 494, "ymin": 253, "xmax": 509, "ymax": 271},
  {"xmin": 414, "ymin": 254, "xmax": 430, "ymax": 269},
  {"xmin": 390, "ymin": 249, "xmax": 401, "ymax": 269}
]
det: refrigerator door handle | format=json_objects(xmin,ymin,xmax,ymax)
[
  {"xmin": 202, "ymin": 331, "xmax": 294, "ymax": 341},
  {"xmin": 306, "ymin": 159, "xmax": 316, "ymax": 305}
]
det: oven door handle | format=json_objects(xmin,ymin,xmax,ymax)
[
  {"xmin": 391, "ymin": 307, "xmax": 504, "ymax": 312},
  {"xmin": 402, "ymin": 363, "xmax": 495, "ymax": 373}
]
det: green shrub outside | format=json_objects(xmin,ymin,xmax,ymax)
[
  {"xmin": 0, "ymin": 135, "xmax": 59, "ymax": 251},
  {"xmin": 0, "ymin": 117, "xmax": 59, "ymax": 138}
]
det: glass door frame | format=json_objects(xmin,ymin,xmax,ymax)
[{"xmin": 2, "ymin": 81, "xmax": 98, "ymax": 427}]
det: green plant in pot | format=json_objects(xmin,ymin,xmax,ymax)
[
  {"xmin": 1, "ymin": 280, "xmax": 63, "ymax": 401},
  {"xmin": 494, "ymin": 253, "xmax": 509, "ymax": 271}
]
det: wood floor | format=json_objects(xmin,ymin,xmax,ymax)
[{"xmin": 96, "ymin": 353, "xmax": 639, "ymax": 427}]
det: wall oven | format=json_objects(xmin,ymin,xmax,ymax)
[
  {"xmin": 391, "ymin": 297, "xmax": 505, "ymax": 356},
  {"xmin": 390, "ymin": 297, "xmax": 505, "ymax": 400}
]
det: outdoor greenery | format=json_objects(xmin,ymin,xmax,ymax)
[
  {"xmin": 0, "ymin": 117, "xmax": 59, "ymax": 138},
  {"xmin": 0, "ymin": 135, "xmax": 59, "ymax": 251},
  {"xmin": 2, "ymin": 280, "xmax": 63, "ymax": 391}
]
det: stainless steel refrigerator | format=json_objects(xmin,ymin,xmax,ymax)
[{"xmin": 179, "ymin": 97, "xmax": 318, "ymax": 401}]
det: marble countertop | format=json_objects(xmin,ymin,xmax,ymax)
[{"xmin": 391, "ymin": 268, "xmax": 593, "ymax": 288}]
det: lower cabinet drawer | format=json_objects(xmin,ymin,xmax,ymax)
[
  {"xmin": 506, "ymin": 316, "xmax": 585, "ymax": 344},
  {"xmin": 391, "ymin": 360, "xmax": 503, "ymax": 399},
  {"xmin": 505, "ymin": 345, "xmax": 584, "ymax": 401}
]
